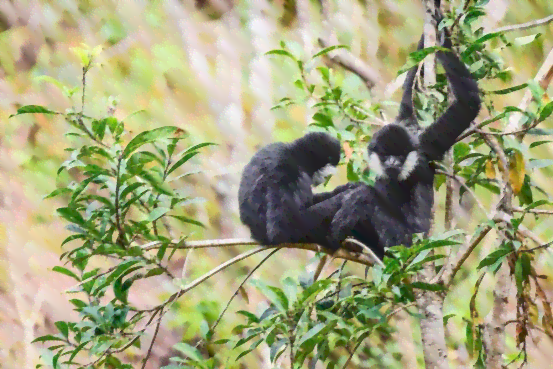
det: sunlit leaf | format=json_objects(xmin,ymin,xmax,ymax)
[
  {"xmin": 265, "ymin": 49, "xmax": 297, "ymax": 61},
  {"xmin": 52, "ymin": 266, "xmax": 80, "ymax": 282},
  {"xmin": 513, "ymin": 34, "xmax": 541, "ymax": 47},
  {"xmin": 9, "ymin": 105, "xmax": 59, "ymax": 118},
  {"xmin": 312, "ymin": 45, "xmax": 349, "ymax": 59},
  {"xmin": 123, "ymin": 126, "xmax": 180, "ymax": 158}
]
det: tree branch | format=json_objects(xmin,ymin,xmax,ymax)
[
  {"xmin": 141, "ymin": 238, "xmax": 378, "ymax": 266},
  {"xmin": 416, "ymin": 2, "xmax": 449, "ymax": 368},
  {"xmin": 505, "ymin": 46, "xmax": 553, "ymax": 138},
  {"xmin": 494, "ymin": 14, "xmax": 553, "ymax": 34},
  {"xmin": 317, "ymin": 37, "xmax": 379, "ymax": 90}
]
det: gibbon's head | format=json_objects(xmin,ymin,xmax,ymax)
[
  {"xmin": 291, "ymin": 131, "xmax": 341, "ymax": 186},
  {"xmin": 366, "ymin": 124, "xmax": 418, "ymax": 181}
]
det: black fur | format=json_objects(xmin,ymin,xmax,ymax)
[
  {"xmin": 330, "ymin": 16, "xmax": 481, "ymax": 259},
  {"xmin": 239, "ymin": 132, "xmax": 356, "ymax": 249}
]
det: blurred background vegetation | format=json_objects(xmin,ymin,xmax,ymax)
[{"xmin": 2, "ymin": 0, "xmax": 553, "ymax": 368}]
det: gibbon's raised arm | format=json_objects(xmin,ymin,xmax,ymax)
[
  {"xmin": 396, "ymin": 35, "xmax": 425, "ymax": 122},
  {"xmin": 418, "ymin": 28, "xmax": 481, "ymax": 162}
]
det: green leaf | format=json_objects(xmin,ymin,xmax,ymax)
[
  {"xmin": 32, "ymin": 335, "xmax": 66, "ymax": 343},
  {"xmin": 298, "ymin": 322, "xmax": 336, "ymax": 347},
  {"xmin": 68, "ymin": 342, "xmax": 87, "ymax": 363},
  {"xmin": 56, "ymin": 207, "xmax": 85, "ymax": 226},
  {"xmin": 513, "ymin": 34, "xmax": 541, "ymax": 47},
  {"xmin": 44, "ymin": 188, "xmax": 72, "ymax": 200},
  {"xmin": 119, "ymin": 182, "xmax": 145, "ymax": 200},
  {"xmin": 92, "ymin": 119, "xmax": 107, "ymax": 140},
  {"xmin": 170, "ymin": 215, "xmax": 205, "ymax": 228},
  {"xmin": 167, "ymin": 152, "xmax": 199, "ymax": 176},
  {"xmin": 529, "ymin": 140, "xmax": 551, "ymax": 149},
  {"xmin": 145, "ymin": 268, "xmax": 164, "ymax": 278},
  {"xmin": 398, "ymin": 46, "xmax": 442, "ymax": 75},
  {"xmin": 236, "ymin": 310, "xmax": 260, "ymax": 323},
  {"xmin": 236, "ymin": 348, "xmax": 254, "ymax": 361},
  {"xmin": 538, "ymin": 101, "xmax": 553, "ymax": 123},
  {"xmin": 477, "ymin": 247, "xmax": 512, "ymax": 269},
  {"xmin": 54, "ymin": 321, "xmax": 69, "ymax": 338},
  {"xmin": 524, "ymin": 199, "xmax": 552, "ymax": 211},
  {"xmin": 420, "ymin": 239, "xmax": 460, "ymax": 251},
  {"xmin": 122, "ymin": 126, "xmax": 179, "ymax": 158},
  {"xmin": 528, "ymin": 159, "xmax": 553, "ymax": 170},
  {"xmin": 312, "ymin": 45, "xmax": 349, "ymax": 59},
  {"xmin": 173, "ymin": 342, "xmax": 204, "ymax": 361},
  {"xmin": 411, "ymin": 282, "xmax": 447, "ymax": 291},
  {"xmin": 9, "ymin": 105, "xmax": 59, "ymax": 118},
  {"xmin": 265, "ymin": 49, "xmax": 297, "ymax": 61},
  {"xmin": 184, "ymin": 142, "xmax": 217, "ymax": 154},
  {"xmin": 311, "ymin": 113, "xmax": 333, "ymax": 128},
  {"xmin": 146, "ymin": 207, "xmax": 170, "ymax": 222},
  {"xmin": 52, "ymin": 266, "xmax": 81, "ymax": 281},
  {"xmin": 487, "ymin": 83, "xmax": 528, "ymax": 95}
]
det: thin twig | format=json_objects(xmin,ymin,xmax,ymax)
[
  {"xmin": 141, "ymin": 307, "xmax": 164, "ymax": 369},
  {"xmin": 442, "ymin": 225, "xmax": 492, "ymax": 287},
  {"xmin": 140, "ymin": 247, "xmax": 270, "ymax": 313},
  {"xmin": 341, "ymin": 331, "xmax": 370, "ymax": 369},
  {"xmin": 519, "ymin": 241, "xmax": 553, "ymax": 253},
  {"xmin": 210, "ymin": 249, "xmax": 279, "ymax": 335},
  {"xmin": 436, "ymin": 170, "xmax": 488, "ymax": 217},
  {"xmin": 513, "ymin": 207, "xmax": 553, "ymax": 215},
  {"xmin": 494, "ymin": 14, "xmax": 553, "ymax": 33}
]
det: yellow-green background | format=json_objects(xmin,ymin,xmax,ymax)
[{"xmin": 1, "ymin": 1, "xmax": 553, "ymax": 368}]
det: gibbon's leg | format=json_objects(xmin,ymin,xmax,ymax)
[
  {"xmin": 300, "ymin": 191, "xmax": 355, "ymax": 251},
  {"xmin": 265, "ymin": 187, "xmax": 306, "ymax": 244}
]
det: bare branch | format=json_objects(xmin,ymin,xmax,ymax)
[
  {"xmin": 210, "ymin": 249, "xmax": 279, "ymax": 336},
  {"xmin": 505, "ymin": 47, "xmax": 553, "ymax": 137},
  {"xmin": 141, "ymin": 307, "xmax": 164, "ymax": 369},
  {"xmin": 519, "ymin": 240, "xmax": 553, "ymax": 253},
  {"xmin": 317, "ymin": 37, "xmax": 380, "ymax": 90},
  {"xmin": 417, "ymin": 2, "xmax": 449, "ymax": 368},
  {"xmin": 486, "ymin": 262, "xmax": 511, "ymax": 368},
  {"xmin": 494, "ymin": 14, "xmax": 553, "ymax": 33},
  {"xmin": 513, "ymin": 207, "xmax": 553, "ymax": 215},
  {"xmin": 142, "ymin": 238, "xmax": 378, "ymax": 266},
  {"xmin": 436, "ymin": 170, "xmax": 489, "ymax": 217}
]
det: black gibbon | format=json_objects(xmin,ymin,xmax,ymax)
[{"xmin": 330, "ymin": 13, "xmax": 481, "ymax": 259}]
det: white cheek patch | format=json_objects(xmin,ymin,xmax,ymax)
[
  {"xmin": 312, "ymin": 164, "xmax": 336, "ymax": 186},
  {"xmin": 368, "ymin": 152, "xmax": 385, "ymax": 178},
  {"xmin": 399, "ymin": 151, "xmax": 419, "ymax": 181}
]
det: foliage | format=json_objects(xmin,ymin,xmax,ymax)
[
  {"xmin": 22, "ymin": 2, "xmax": 553, "ymax": 369},
  {"xmin": 21, "ymin": 46, "xmax": 213, "ymax": 369}
]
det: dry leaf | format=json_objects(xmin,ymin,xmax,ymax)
[
  {"xmin": 343, "ymin": 142, "xmax": 353, "ymax": 160},
  {"xmin": 509, "ymin": 151, "xmax": 525, "ymax": 194},
  {"xmin": 485, "ymin": 159, "xmax": 496, "ymax": 180}
]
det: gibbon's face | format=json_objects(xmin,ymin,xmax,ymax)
[{"xmin": 366, "ymin": 125, "xmax": 418, "ymax": 180}]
